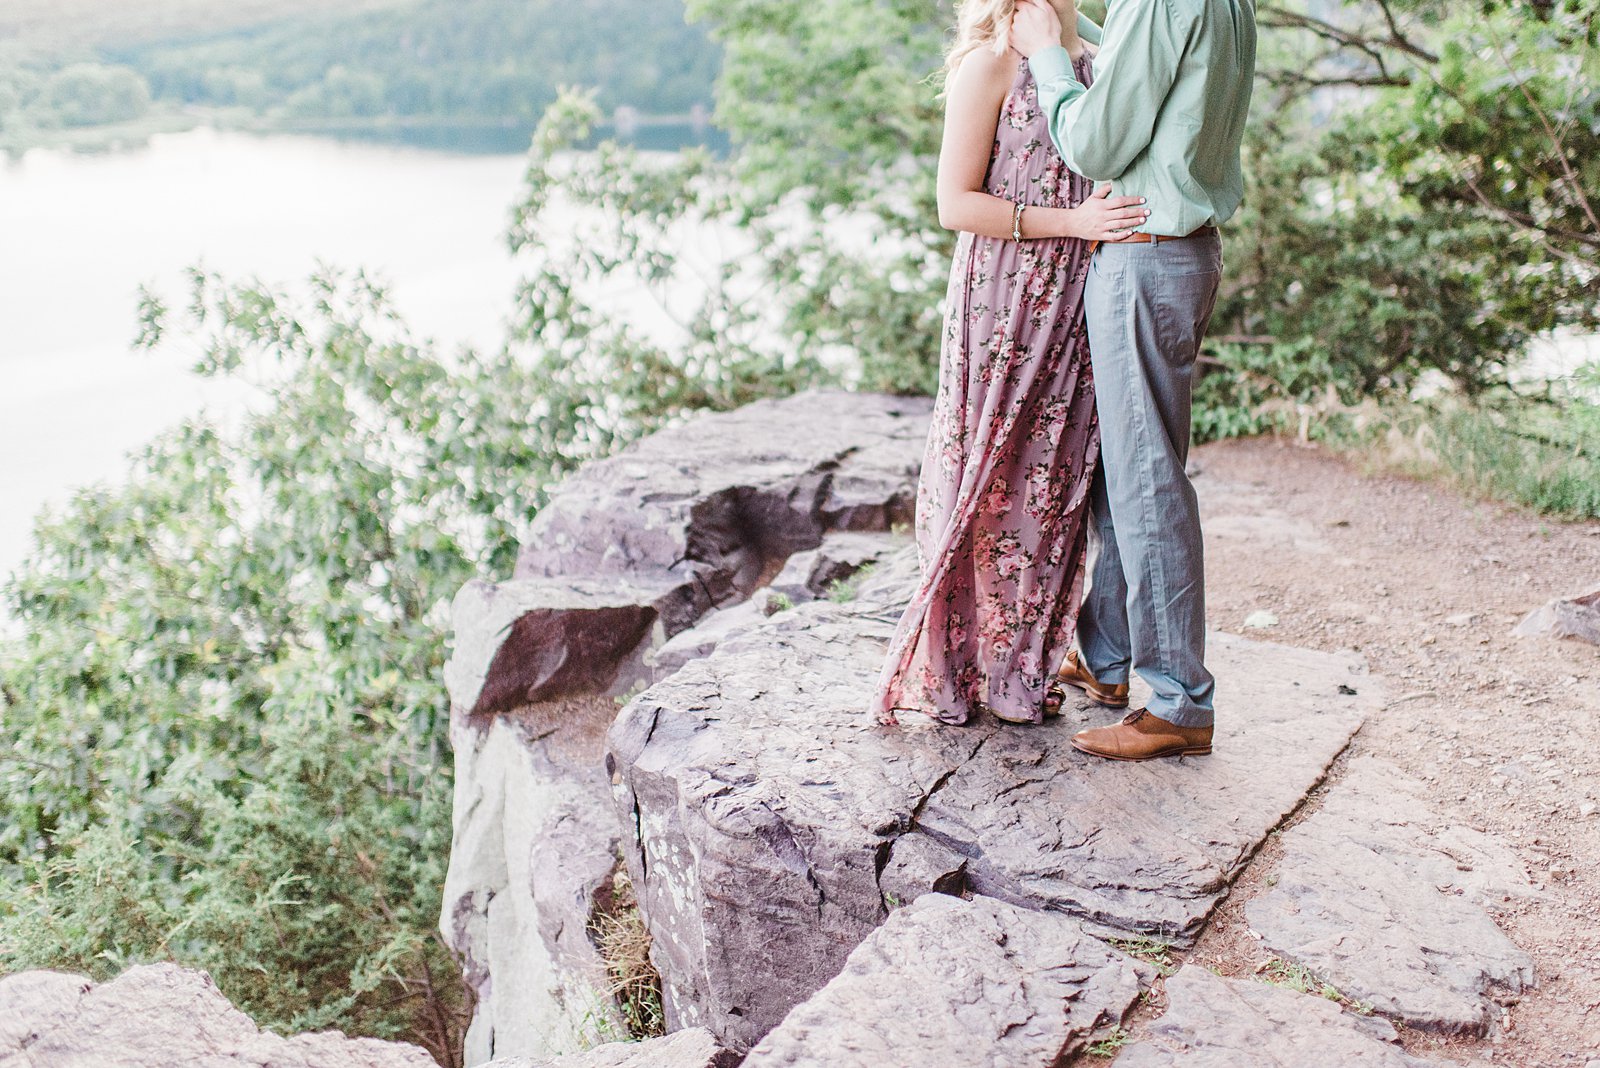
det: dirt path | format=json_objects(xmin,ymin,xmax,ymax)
[{"xmin": 1135, "ymin": 437, "xmax": 1600, "ymax": 1066}]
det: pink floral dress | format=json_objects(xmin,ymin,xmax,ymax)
[{"xmin": 870, "ymin": 50, "xmax": 1101, "ymax": 727}]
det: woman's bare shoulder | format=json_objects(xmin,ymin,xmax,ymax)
[{"xmin": 951, "ymin": 44, "xmax": 1020, "ymax": 96}]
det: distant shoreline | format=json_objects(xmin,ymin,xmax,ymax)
[{"xmin": 2, "ymin": 106, "xmax": 730, "ymax": 159}]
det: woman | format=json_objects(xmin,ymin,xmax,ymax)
[{"xmin": 869, "ymin": 0, "xmax": 1147, "ymax": 727}]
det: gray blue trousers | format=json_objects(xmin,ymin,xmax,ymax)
[{"xmin": 1077, "ymin": 231, "xmax": 1223, "ymax": 728}]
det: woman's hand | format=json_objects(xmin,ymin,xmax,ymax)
[{"xmin": 1066, "ymin": 183, "xmax": 1150, "ymax": 241}]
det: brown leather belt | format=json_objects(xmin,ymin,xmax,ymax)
[{"xmin": 1119, "ymin": 225, "xmax": 1219, "ymax": 244}]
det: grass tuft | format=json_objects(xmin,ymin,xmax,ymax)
[
  {"xmin": 587, "ymin": 866, "xmax": 665, "ymax": 1040},
  {"xmin": 1259, "ymin": 957, "xmax": 1368, "ymax": 1012},
  {"xmin": 1106, "ymin": 936, "xmax": 1179, "ymax": 977},
  {"xmin": 1085, "ymin": 1026, "xmax": 1132, "ymax": 1057}
]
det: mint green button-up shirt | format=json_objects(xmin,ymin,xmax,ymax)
[{"xmin": 1029, "ymin": 0, "xmax": 1257, "ymax": 237}]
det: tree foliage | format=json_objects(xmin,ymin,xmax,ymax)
[
  {"xmin": 0, "ymin": 270, "xmax": 555, "ymax": 1060},
  {"xmin": 567, "ymin": 0, "xmax": 1598, "ymax": 409}
]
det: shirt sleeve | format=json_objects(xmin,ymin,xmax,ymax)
[
  {"xmin": 1028, "ymin": 0, "xmax": 1184, "ymax": 182},
  {"xmin": 1075, "ymin": 11, "xmax": 1103, "ymax": 47}
]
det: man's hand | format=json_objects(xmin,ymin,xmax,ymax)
[{"xmin": 1010, "ymin": 0, "xmax": 1063, "ymax": 59}]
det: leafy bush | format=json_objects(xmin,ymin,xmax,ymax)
[
  {"xmin": 1328, "ymin": 362, "xmax": 1600, "ymax": 519},
  {"xmin": 0, "ymin": 271, "xmax": 538, "ymax": 1060}
]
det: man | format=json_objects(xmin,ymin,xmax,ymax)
[{"xmin": 1010, "ymin": 0, "xmax": 1256, "ymax": 760}]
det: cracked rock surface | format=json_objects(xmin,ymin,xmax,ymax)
[
  {"xmin": 606, "ymin": 592, "xmax": 989, "ymax": 1051},
  {"xmin": 740, "ymin": 893, "xmax": 1145, "ymax": 1068},
  {"xmin": 1245, "ymin": 755, "xmax": 1536, "ymax": 1034},
  {"xmin": 0, "ymin": 963, "xmax": 437, "ymax": 1068},
  {"xmin": 913, "ymin": 627, "xmax": 1375, "ymax": 944},
  {"xmin": 1115, "ymin": 966, "xmax": 1456, "ymax": 1067},
  {"xmin": 605, "ymin": 540, "xmax": 1375, "ymax": 1050}
]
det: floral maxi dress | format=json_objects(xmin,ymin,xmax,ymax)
[{"xmin": 869, "ymin": 52, "xmax": 1101, "ymax": 727}]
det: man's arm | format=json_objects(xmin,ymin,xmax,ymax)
[
  {"xmin": 1075, "ymin": 10, "xmax": 1103, "ymax": 47},
  {"xmin": 1023, "ymin": 0, "xmax": 1182, "ymax": 181}
]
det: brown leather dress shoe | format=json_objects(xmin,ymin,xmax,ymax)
[
  {"xmin": 1071, "ymin": 708, "xmax": 1213, "ymax": 761},
  {"xmin": 1055, "ymin": 648, "xmax": 1130, "ymax": 708}
]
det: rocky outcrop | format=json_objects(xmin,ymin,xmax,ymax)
[
  {"xmin": 1245, "ymin": 756, "xmax": 1536, "ymax": 1034},
  {"xmin": 437, "ymin": 388, "xmax": 1437, "ymax": 1066},
  {"xmin": 0, "ymin": 963, "xmax": 437, "ymax": 1068},
  {"xmin": 447, "ymin": 391, "xmax": 932, "ymax": 721},
  {"xmin": 438, "ymin": 390, "xmax": 933, "ymax": 1064},
  {"xmin": 1513, "ymin": 585, "xmax": 1600, "ymax": 645},
  {"xmin": 740, "ymin": 893, "xmax": 1146, "ymax": 1068},
  {"xmin": 604, "ymin": 542, "xmax": 1376, "ymax": 1050},
  {"xmin": 483, "ymin": 1027, "xmax": 739, "ymax": 1068},
  {"xmin": 1115, "ymin": 966, "xmax": 1453, "ymax": 1067}
]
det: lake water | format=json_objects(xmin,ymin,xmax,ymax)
[{"xmin": 0, "ymin": 126, "xmax": 534, "ymax": 585}]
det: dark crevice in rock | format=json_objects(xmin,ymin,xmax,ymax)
[
  {"xmin": 584, "ymin": 856, "xmax": 666, "ymax": 1044},
  {"xmin": 639, "ymin": 705, "xmax": 664, "ymax": 752},
  {"xmin": 1212, "ymin": 726, "xmax": 1359, "ymax": 898},
  {"xmin": 631, "ymin": 798, "xmax": 649, "ymax": 886},
  {"xmin": 684, "ymin": 485, "xmax": 820, "ymax": 602}
]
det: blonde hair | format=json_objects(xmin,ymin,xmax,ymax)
[{"xmin": 941, "ymin": 0, "xmax": 1016, "ymax": 86}]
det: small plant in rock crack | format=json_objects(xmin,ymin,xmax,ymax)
[
  {"xmin": 826, "ymin": 562, "xmax": 878, "ymax": 603},
  {"xmin": 574, "ymin": 999, "xmax": 632, "ymax": 1050},
  {"xmin": 1107, "ymin": 937, "xmax": 1179, "ymax": 977},
  {"xmin": 1260, "ymin": 957, "xmax": 1317, "ymax": 993},
  {"xmin": 1085, "ymin": 1027, "xmax": 1132, "ymax": 1057},
  {"xmin": 587, "ymin": 868, "xmax": 666, "ymax": 1039},
  {"xmin": 1259, "ymin": 958, "xmax": 1354, "ymax": 1008}
]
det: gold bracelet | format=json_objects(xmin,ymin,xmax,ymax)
[{"xmin": 1012, "ymin": 200, "xmax": 1025, "ymax": 241}]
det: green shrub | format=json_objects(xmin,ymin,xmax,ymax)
[{"xmin": 1330, "ymin": 377, "xmax": 1600, "ymax": 520}]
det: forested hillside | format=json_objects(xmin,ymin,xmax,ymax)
[
  {"xmin": 0, "ymin": 0, "xmax": 718, "ymax": 152},
  {"xmin": 113, "ymin": 0, "xmax": 719, "ymax": 124}
]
